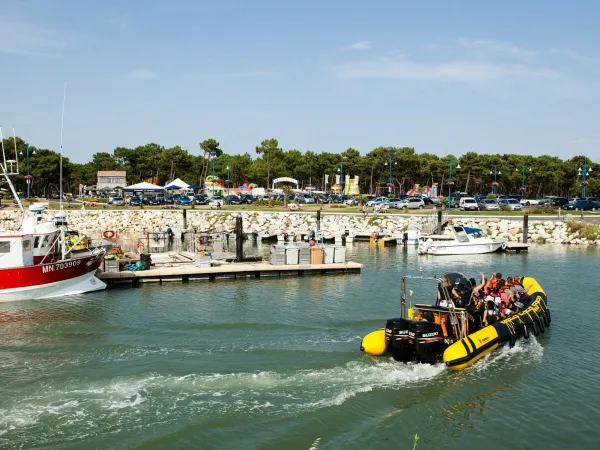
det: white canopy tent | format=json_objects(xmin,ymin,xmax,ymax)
[
  {"xmin": 164, "ymin": 178, "xmax": 190, "ymax": 190},
  {"xmin": 123, "ymin": 182, "xmax": 165, "ymax": 192}
]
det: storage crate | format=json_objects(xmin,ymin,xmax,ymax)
[
  {"xmin": 104, "ymin": 260, "xmax": 121, "ymax": 273},
  {"xmin": 310, "ymin": 247, "xmax": 324, "ymax": 264}
]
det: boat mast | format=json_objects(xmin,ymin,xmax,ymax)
[
  {"xmin": 59, "ymin": 82, "xmax": 67, "ymax": 260},
  {"xmin": 0, "ymin": 127, "xmax": 25, "ymax": 215}
]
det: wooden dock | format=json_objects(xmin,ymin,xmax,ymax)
[{"xmin": 98, "ymin": 262, "xmax": 362, "ymax": 285}]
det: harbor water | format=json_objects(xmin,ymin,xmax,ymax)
[{"xmin": 1, "ymin": 243, "xmax": 599, "ymax": 449}]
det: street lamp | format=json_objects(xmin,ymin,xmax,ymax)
[
  {"xmin": 384, "ymin": 156, "xmax": 398, "ymax": 194},
  {"xmin": 337, "ymin": 160, "xmax": 344, "ymax": 201},
  {"xmin": 490, "ymin": 167, "xmax": 501, "ymax": 195},
  {"xmin": 227, "ymin": 159, "xmax": 231, "ymax": 203},
  {"xmin": 19, "ymin": 145, "xmax": 36, "ymax": 199},
  {"xmin": 447, "ymin": 157, "xmax": 461, "ymax": 209},
  {"xmin": 210, "ymin": 151, "xmax": 216, "ymax": 196},
  {"xmin": 516, "ymin": 164, "xmax": 531, "ymax": 199},
  {"xmin": 578, "ymin": 160, "xmax": 592, "ymax": 198}
]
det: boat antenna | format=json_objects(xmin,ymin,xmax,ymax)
[
  {"xmin": 59, "ymin": 82, "xmax": 66, "ymax": 211},
  {"xmin": 0, "ymin": 126, "xmax": 6, "ymax": 172}
]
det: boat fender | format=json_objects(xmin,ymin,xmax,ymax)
[
  {"xmin": 543, "ymin": 310, "xmax": 551, "ymax": 327},
  {"xmin": 531, "ymin": 320, "xmax": 540, "ymax": 336},
  {"xmin": 136, "ymin": 240, "xmax": 145, "ymax": 253},
  {"xmin": 537, "ymin": 317, "xmax": 545, "ymax": 334},
  {"xmin": 522, "ymin": 322, "xmax": 530, "ymax": 340},
  {"xmin": 509, "ymin": 333, "xmax": 516, "ymax": 348},
  {"xmin": 502, "ymin": 241, "xmax": 507, "ymax": 250}
]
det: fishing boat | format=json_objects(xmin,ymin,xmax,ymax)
[
  {"xmin": 0, "ymin": 126, "xmax": 106, "ymax": 302},
  {"xmin": 418, "ymin": 225, "xmax": 506, "ymax": 255},
  {"xmin": 360, "ymin": 273, "xmax": 550, "ymax": 371}
]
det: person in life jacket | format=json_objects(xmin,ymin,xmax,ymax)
[{"xmin": 437, "ymin": 276, "xmax": 461, "ymax": 307}]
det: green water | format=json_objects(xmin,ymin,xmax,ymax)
[{"xmin": 1, "ymin": 243, "xmax": 599, "ymax": 449}]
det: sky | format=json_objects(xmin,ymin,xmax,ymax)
[{"xmin": 0, "ymin": 0, "xmax": 599, "ymax": 163}]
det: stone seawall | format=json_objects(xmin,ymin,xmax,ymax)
[{"xmin": 1, "ymin": 209, "xmax": 599, "ymax": 246}]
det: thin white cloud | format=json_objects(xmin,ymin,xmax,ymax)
[
  {"xmin": 337, "ymin": 56, "xmax": 555, "ymax": 84},
  {"xmin": 0, "ymin": 20, "xmax": 66, "ymax": 55},
  {"xmin": 458, "ymin": 37, "xmax": 536, "ymax": 60},
  {"xmin": 128, "ymin": 69, "xmax": 158, "ymax": 80},
  {"xmin": 550, "ymin": 48, "xmax": 600, "ymax": 66},
  {"xmin": 184, "ymin": 67, "xmax": 276, "ymax": 81},
  {"xmin": 110, "ymin": 15, "xmax": 129, "ymax": 30},
  {"xmin": 572, "ymin": 138, "xmax": 598, "ymax": 145},
  {"xmin": 345, "ymin": 41, "xmax": 371, "ymax": 51}
]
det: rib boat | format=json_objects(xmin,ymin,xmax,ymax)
[{"xmin": 360, "ymin": 273, "xmax": 550, "ymax": 371}]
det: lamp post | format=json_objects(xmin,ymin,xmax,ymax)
[
  {"xmin": 211, "ymin": 151, "xmax": 216, "ymax": 196},
  {"xmin": 578, "ymin": 160, "xmax": 592, "ymax": 198},
  {"xmin": 227, "ymin": 159, "xmax": 231, "ymax": 203},
  {"xmin": 490, "ymin": 167, "xmax": 501, "ymax": 195},
  {"xmin": 19, "ymin": 145, "xmax": 35, "ymax": 199},
  {"xmin": 384, "ymin": 156, "xmax": 397, "ymax": 194},
  {"xmin": 337, "ymin": 160, "xmax": 344, "ymax": 201},
  {"xmin": 446, "ymin": 157, "xmax": 461, "ymax": 209},
  {"xmin": 517, "ymin": 164, "xmax": 531, "ymax": 199}
]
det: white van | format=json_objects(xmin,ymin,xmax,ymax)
[{"xmin": 459, "ymin": 197, "xmax": 479, "ymax": 211}]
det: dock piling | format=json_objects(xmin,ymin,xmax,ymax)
[
  {"xmin": 235, "ymin": 216, "xmax": 244, "ymax": 262},
  {"xmin": 523, "ymin": 214, "xmax": 529, "ymax": 244},
  {"xmin": 317, "ymin": 210, "xmax": 321, "ymax": 233},
  {"xmin": 437, "ymin": 210, "xmax": 443, "ymax": 234}
]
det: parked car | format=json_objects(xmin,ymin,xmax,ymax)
[
  {"xmin": 459, "ymin": 197, "xmax": 479, "ymax": 211},
  {"xmin": 296, "ymin": 193, "xmax": 315, "ymax": 204},
  {"xmin": 539, "ymin": 197, "xmax": 569, "ymax": 208},
  {"xmin": 520, "ymin": 198, "xmax": 540, "ymax": 206},
  {"xmin": 422, "ymin": 197, "xmax": 441, "ymax": 206},
  {"xmin": 563, "ymin": 200, "xmax": 600, "ymax": 211},
  {"xmin": 194, "ymin": 194, "xmax": 209, "ymax": 205},
  {"xmin": 163, "ymin": 195, "xmax": 175, "ymax": 205},
  {"xmin": 148, "ymin": 197, "xmax": 162, "ymax": 206},
  {"xmin": 240, "ymin": 194, "xmax": 255, "ymax": 204},
  {"xmin": 498, "ymin": 198, "xmax": 523, "ymax": 211},
  {"xmin": 398, "ymin": 198, "xmax": 425, "ymax": 210},
  {"xmin": 178, "ymin": 196, "xmax": 192, "ymax": 206},
  {"xmin": 128, "ymin": 196, "xmax": 141, "ymax": 206},
  {"xmin": 387, "ymin": 198, "xmax": 404, "ymax": 209},
  {"xmin": 111, "ymin": 196, "xmax": 125, "ymax": 206},
  {"xmin": 478, "ymin": 198, "xmax": 500, "ymax": 211},
  {"xmin": 366, "ymin": 196, "xmax": 387, "ymax": 207},
  {"xmin": 208, "ymin": 196, "xmax": 224, "ymax": 207},
  {"xmin": 225, "ymin": 195, "xmax": 242, "ymax": 205}
]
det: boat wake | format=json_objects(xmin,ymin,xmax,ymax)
[{"xmin": 0, "ymin": 358, "xmax": 444, "ymax": 446}]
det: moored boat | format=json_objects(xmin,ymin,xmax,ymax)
[
  {"xmin": 0, "ymin": 140, "xmax": 106, "ymax": 302},
  {"xmin": 360, "ymin": 273, "xmax": 550, "ymax": 371},
  {"xmin": 418, "ymin": 225, "xmax": 506, "ymax": 255}
]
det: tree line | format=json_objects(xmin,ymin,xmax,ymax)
[{"xmin": 1, "ymin": 135, "xmax": 598, "ymax": 198}]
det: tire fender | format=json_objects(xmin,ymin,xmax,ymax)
[
  {"xmin": 509, "ymin": 333, "xmax": 517, "ymax": 348},
  {"xmin": 544, "ymin": 310, "xmax": 551, "ymax": 326},
  {"xmin": 538, "ymin": 317, "xmax": 545, "ymax": 334},
  {"xmin": 523, "ymin": 322, "xmax": 530, "ymax": 340},
  {"xmin": 532, "ymin": 320, "xmax": 540, "ymax": 336}
]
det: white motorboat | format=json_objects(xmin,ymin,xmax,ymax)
[{"xmin": 417, "ymin": 225, "xmax": 506, "ymax": 255}]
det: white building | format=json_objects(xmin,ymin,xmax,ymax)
[{"xmin": 97, "ymin": 171, "xmax": 127, "ymax": 191}]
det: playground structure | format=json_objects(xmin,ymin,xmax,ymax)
[
  {"xmin": 332, "ymin": 175, "xmax": 360, "ymax": 195},
  {"xmin": 204, "ymin": 176, "xmax": 226, "ymax": 194}
]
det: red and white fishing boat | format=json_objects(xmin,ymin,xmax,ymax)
[{"xmin": 0, "ymin": 131, "xmax": 106, "ymax": 302}]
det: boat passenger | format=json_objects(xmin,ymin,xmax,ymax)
[
  {"xmin": 499, "ymin": 301, "xmax": 513, "ymax": 318},
  {"xmin": 482, "ymin": 300, "xmax": 499, "ymax": 326},
  {"xmin": 437, "ymin": 277, "xmax": 460, "ymax": 307}
]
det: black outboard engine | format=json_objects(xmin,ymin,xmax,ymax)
[
  {"xmin": 409, "ymin": 321, "xmax": 444, "ymax": 364},
  {"xmin": 385, "ymin": 318, "xmax": 413, "ymax": 362}
]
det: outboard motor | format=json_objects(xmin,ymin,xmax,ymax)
[
  {"xmin": 409, "ymin": 320, "xmax": 444, "ymax": 364},
  {"xmin": 385, "ymin": 318, "xmax": 413, "ymax": 362}
]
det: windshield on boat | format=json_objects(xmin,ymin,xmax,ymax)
[{"xmin": 463, "ymin": 227, "xmax": 487, "ymax": 238}]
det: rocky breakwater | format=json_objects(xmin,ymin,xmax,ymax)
[{"xmin": 0, "ymin": 209, "xmax": 598, "ymax": 246}]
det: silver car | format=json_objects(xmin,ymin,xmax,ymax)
[
  {"xmin": 478, "ymin": 198, "xmax": 500, "ymax": 211},
  {"xmin": 398, "ymin": 198, "xmax": 425, "ymax": 210},
  {"xmin": 498, "ymin": 198, "xmax": 523, "ymax": 211},
  {"xmin": 111, "ymin": 196, "xmax": 125, "ymax": 206}
]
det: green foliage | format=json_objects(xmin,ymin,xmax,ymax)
[{"xmin": 566, "ymin": 221, "xmax": 599, "ymax": 240}]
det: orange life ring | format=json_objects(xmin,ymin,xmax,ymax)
[
  {"xmin": 103, "ymin": 230, "xmax": 115, "ymax": 239},
  {"xmin": 136, "ymin": 240, "xmax": 145, "ymax": 253}
]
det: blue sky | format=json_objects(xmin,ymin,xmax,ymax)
[{"xmin": 0, "ymin": 0, "xmax": 598, "ymax": 163}]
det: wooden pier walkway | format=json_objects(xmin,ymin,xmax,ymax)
[
  {"xmin": 503, "ymin": 242, "xmax": 531, "ymax": 252},
  {"xmin": 98, "ymin": 262, "xmax": 362, "ymax": 285}
]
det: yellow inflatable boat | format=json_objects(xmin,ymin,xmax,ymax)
[{"xmin": 360, "ymin": 273, "xmax": 550, "ymax": 371}]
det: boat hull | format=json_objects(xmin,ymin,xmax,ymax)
[
  {"xmin": 418, "ymin": 240, "xmax": 505, "ymax": 255},
  {"xmin": 0, "ymin": 253, "xmax": 105, "ymax": 302}
]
